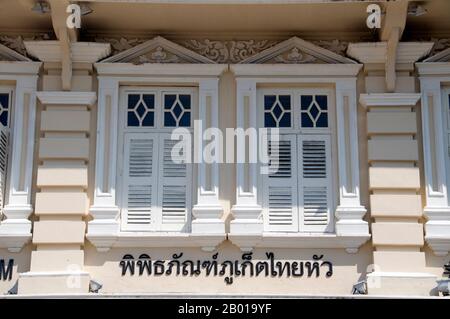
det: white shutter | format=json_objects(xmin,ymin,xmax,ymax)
[
  {"xmin": 298, "ymin": 135, "xmax": 333, "ymax": 232},
  {"xmin": 0, "ymin": 124, "xmax": 8, "ymax": 214},
  {"xmin": 121, "ymin": 133, "xmax": 158, "ymax": 231},
  {"xmin": 263, "ymin": 134, "xmax": 298, "ymax": 232},
  {"xmin": 158, "ymin": 134, "xmax": 191, "ymax": 231}
]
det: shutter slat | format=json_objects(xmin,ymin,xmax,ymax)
[
  {"xmin": 299, "ymin": 136, "xmax": 333, "ymax": 232},
  {"xmin": 264, "ymin": 135, "xmax": 298, "ymax": 232},
  {"xmin": 0, "ymin": 124, "xmax": 9, "ymax": 214}
]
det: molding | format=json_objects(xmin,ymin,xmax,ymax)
[
  {"xmin": 230, "ymin": 64, "xmax": 362, "ymax": 77},
  {"xmin": 95, "ymin": 63, "xmax": 228, "ymax": 76},
  {"xmin": 416, "ymin": 62, "xmax": 450, "ymax": 76},
  {"xmin": 240, "ymin": 36, "xmax": 355, "ymax": 64},
  {"xmin": 424, "ymin": 206, "xmax": 450, "ymax": 256},
  {"xmin": 24, "ymin": 41, "xmax": 111, "ymax": 63},
  {"xmin": 347, "ymin": 42, "xmax": 434, "ymax": 64},
  {"xmin": 359, "ymin": 93, "xmax": 421, "ymax": 108},
  {"xmin": 0, "ymin": 234, "xmax": 32, "ymax": 252},
  {"xmin": 36, "ymin": 91, "xmax": 97, "ymax": 105},
  {"xmin": 0, "ymin": 43, "xmax": 31, "ymax": 62},
  {"xmin": 102, "ymin": 36, "xmax": 215, "ymax": 64},
  {"xmin": 424, "ymin": 47, "xmax": 450, "ymax": 63},
  {"xmin": 228, "ymin": 233, "xmax": 370, "ymax": 253},
  {"xmin": 0, "ymin": 62, "xmax": 42, "ymax": 75},
  {"xmin": 87, "ymin": 233, "xmax": 226, "ymax": 252}
]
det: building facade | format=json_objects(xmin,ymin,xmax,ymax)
[{"xmin": 0, "ymin": 0, "xmax": 450, "ymax": 296}]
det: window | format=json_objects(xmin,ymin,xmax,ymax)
[
  {"xmin": 118, "ymin": 88, "xmax": 195, "ymax": 232},
  {"xmin": 0, "ymin": 88, "xmax": 11, "ymax": 212},
  {"xmin": 259, "ymin": 89, "xmax": 335, "ymax": 233}
]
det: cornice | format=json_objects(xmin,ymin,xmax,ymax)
[
  {"xmin": 347, "ymin": 42, "xmax": 434, "ymax": 64},
  {"xmin": 359, "ymin": 93, "xmax": 421, "ymax": 108},
  {"xmin": 24, "ymin": 41, "xmax": 111, "ymax": 63},
  {"xmin": 95, "ymin": 62, "xmax": 228, "ymax": 77},
  {"xmin": 230, "ymin": 63, "xmax": 362, "ymax": 77},
  {"xmin": 36, "ymin": 91, "xmax": 97, "ymax": 105},
  {"xmin": 0, "ymin": 61, "xmax": 42, "ymax": 75}
]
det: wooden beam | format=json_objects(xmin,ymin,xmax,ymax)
[
  {"xmin": 380, "ymin": 0, "xmax": 409, "ymax": 41},
  {"xmin": 385, "ymin": 27, "xmax": 400, "ymax": 93}
]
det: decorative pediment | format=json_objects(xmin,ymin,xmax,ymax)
[
  {"xmin": 239, "ymin": 37, "xmax": 356, "ymax": 64},
  {"xmin": 0, "ymin": 43, "xmax": 31, "ymax": 61},
  {"xmin": 424, "ymin": 47, "xmax": 450, "ymax": 62},
  {"xmin": 101, "ymin": 36, "xmax": 215, "ymax": 64}
]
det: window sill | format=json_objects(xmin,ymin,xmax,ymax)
[
  {"xmin": 228, "ymin": 232, "xmax": 371, "ymax": 253},
  {"xmin": 87, "ymin": 232, "xmax": 226, "ymax": 252}
]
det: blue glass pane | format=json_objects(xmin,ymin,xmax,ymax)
[
  {"xmin": 309, "ymin": 103, "xmax": 320, "ymax": 120},
  {"xmin": 0, "ymin": 112, "xmax": 8, "ymax": 126},
  {"xmin": 301, "ymin": 114, "xmax": 314, "ymax": 128},
  {"xmin": 179, "ymin": 95, "xmax": 191, "ymax": 109},
  {"xmin": 264, "ymin": 113, "xmax": 276, "ymax": 127},
  {"xmin": 179, "ymin": 112, "xmax": 191, "ymax": 127},
  {"xmin": 279, "ymin": 113, "xmax": 291, "ymax": 127},
  {"xmin": 272, "ymin": 103, "xmax": 283, "ymax": 120},
  {"xmin": 142, "ymin": 112, "xmax": 154, "ymax": 127},
  {"xmin": 264, "ymin": 95, "xmax": 276, "ymax": 110},
  {"xmin": 128, "ymin": 94, "xmax": 139, "ymax": 109},
  {"xmin": 0, "ymin": 94, "xmax": 9, "ymax": 110},
  {"xmin": 278, "ymin": 95, "xmax": 291, "ymax": 110},
  {"xmin": 301, "ymin": 95, "xmax": 313, "ymax": 110},
  {"xmin": 315, "ymin": 95, "xmax": 328, "ymax": 110},
  {"xmin": 164, "ymin": 95, "xmax": 176, "ymax": 109},
  {"xmin": 316, "ymin": 113, "xmax": 328, "ymax": 128},
  {"xmin": 127, "ymin": 112, "xmax": 139, "ymax": 127},
  {"xmin": 164, "ymin": 112, "xmax": 177, "ymax": 127},
  {"xmin": 136, "ymin": 102, "xmax": 147, "ymax": 117},
  {"xmin": 143, "ymin": 94, "xmax": 155, "ymax": 109},
  {"xmin": 172, "ymin": 103, "xmax": 183, "ymax": 118}
]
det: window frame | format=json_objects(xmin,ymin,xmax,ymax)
[
  {"xmin": 257, "ymin": 87, "xmax": 337, "ymax": 233},
  {"xmin": 117, "ymin": 86, "xmax": 197, "ymax": 232}
]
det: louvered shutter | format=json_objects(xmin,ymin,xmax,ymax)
[
  {"xmin": 298, "ymin": 135, "xmax": 333, "ymax": 232},
  {"xmin": 263, "ymin": 134, "xmax": 298, "ymax": 232},
  {"xmin": 121, "ymin": 133, "xmax": 158, "ymax": 231},
  {"xmin": 0, "ymin": 124, "xmax": 8, "ymax": 214},
  {"xmin": 157, "ymin": 134, "xmax": 191, "ymax": 231}
]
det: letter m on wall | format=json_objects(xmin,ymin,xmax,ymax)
[{"xmin": 0, "ymin": 259, "xmax": 13, "ymax": 281}]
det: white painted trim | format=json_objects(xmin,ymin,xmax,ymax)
[
  {"xmin": 102, "ymin": 36, "xmax": 215, "ymax": 64},
  {"xmin": 239, "ymin": 36, "xmax": 356, "ymax": 64},
  {"xmin": 347, "ymin": 42, "xmax": 434, "ymax": 64},
  {"xmin": 359, "ymin": 93, "xmax": 421, "ymax": 108},
  {"xmin": 36, "ymin": 91, "xmax": 97, "ymax": 105},
  {"xmin": 88, "ymin": 65, "xmax": 227, "ymax": 251},
  {"xmin": 24, "ymin": 41, "xmax": 111, "ymax": 63},
  {"xmin": 229, "ymin": 73, "xmax": 369, "ymax": 249},
  {"xmin": 228, "ymin": 233, "xmax": 370, "ymax": 253},
  {"xmin": 0, "ymin": 66, "xmax": 39, "ymax": 252},
  {"xmin": 419, "ymin": 64, "xmax": 450, "ymax": 256},
  {"xmin": 231, "ymin": 64, "xmax": 362, "ymax": 77},
  {"xmin": 95, "ymin": 63, "xmax": 227, "ymax": 76}
]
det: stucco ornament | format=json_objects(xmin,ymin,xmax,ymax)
[
  {"xmin": 184, "ymin": 39, "xmax": 277, "ymax": 63},
  {"xmin": 0, "ymin": 34, "xmax": 51, "ymax": 57},
  {"xmin": 274, "ymin": 47, "xmax": 317, "ymax": 63},
  {"xmin": 135, "ymin": 46, "xmax": 181, "ymax": 64}
]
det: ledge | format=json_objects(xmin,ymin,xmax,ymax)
[
  {"xmin": 347, "ymin": 42, "xmax": 434, "ymax": 64},
  {"xmin": 230, "ymin": 63, "xmax": 362, "ymax": 77},
  {"xmin": 24, "ymin": 41, "xmax": 111, "ymax": 63},
  {"xmin": 36, "ymin": 91, "xmax": 97, "ymax": 106},
  {"xmin": 86, "ymin": 232, "xmax": 227, "ymax": 252},
  {"xmin": 0, "ymin": 62, "xmax": 42, "ymax": 75},
  {"xmin": 416, "ymin": 62, "xmax": 450, "ymax": 76},
  {"xmin": 0, "ymin": 234, "xmax": 32, "ymax": 252},
  {"xmin": 228, "ymin": 233, "xmax": 370, "ymax": 253},
  {"xmin": 359, "ymin": 93, "xmax": 421, "ymax": 108}
]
